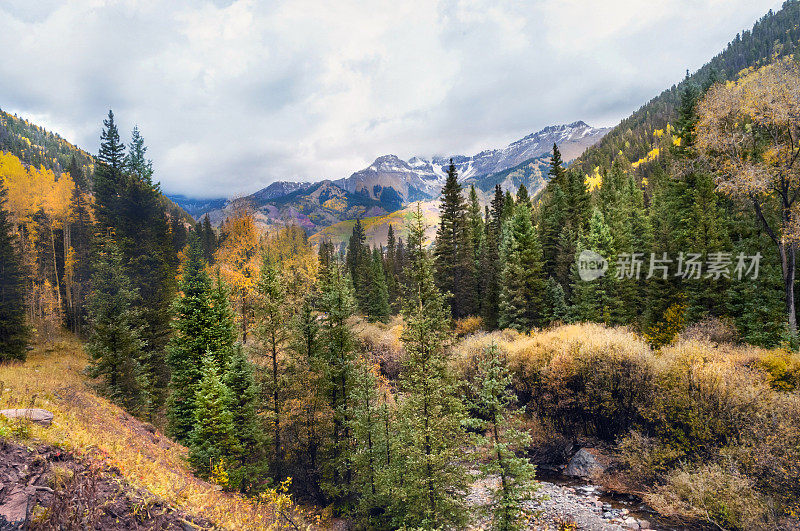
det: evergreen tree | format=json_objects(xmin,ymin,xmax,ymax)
[
  {"xmin": 318, "ymin": 259, "xmax": 359, "ymax": 508},
  {"xmin": 346, "ymin": 219, "xmax": 370, "ymax": 313},
  {"xmin": 515, "ymin": 184, "xmax": 531, "ymax": 208},
  {"xmin": 499, "ymin": 204, "xmax": 547, "ymax": 331},
  {"xmin": 0, "ymin": 183, "xmax": 28, "ymax": 360},
  {"xmin": 189, "ymin": 353, "xmax": 240, "ymax": 479},
  {"xmin": 482, "ymin": 186, "xmax": 506, "ymax": 329},
  {"xmin": 470, "ymin": 344, "xmax": 539, "ymax": 530},
  {"xmin": 385, "ymin": 225, "xmax": 401, "ymax": 313},
  {"xmin": 367, "ymin": 247, "xmax": 390, "ymax": 322},
  {"xmin": 167, "ymin": 235, "xmax": 231, "ymax": 442},
  {"xmin": 93, "ymin": 110, "xmax": 126, "ymax": 232},
  {"xmin": 223, "ymin": 344, "xmax": 268, "ymax": 492},
  {"xmin": 502, "ymin": 190, "xmax": 516, "ymax": 222},
  {"xmin": 208, "ymin": 271, "xmax": 237, "ymax": 368},
  {"xmin": 201, "ymin": 215, "xmax": 216, "ymax": 264},
  {"xmin": 85, "ymin": 236, "xmax": 147, "ymax": 414},
  {"xmin": 434, "ymin": 160, "xmax": 475, "ymax": 318},
  {"xmin": 392, "ymin": 204, "xmax": 468, "ymax": 528},
  {"xmin": 545, "ymin": 277, "xmax": 569, "ymax": 324},
  {"xmin": 253, "ymin": 253, "xmax": 290, "ymax": 475},
  {"xmin": 125, "ymin": 125, "xmax": 154, "ymax": 184},
  {"xmin": 571, "ymin": 209, "xmax": 617, "ymax": 323}
]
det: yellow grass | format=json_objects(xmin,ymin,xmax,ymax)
[{"xmin": 0, "ymin": 335, "xmax": 318, "ymax": 530}]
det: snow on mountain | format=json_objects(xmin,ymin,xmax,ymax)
[{"xmin": 336, "ymin": 121, "xmax": 609, "ymax": 204}]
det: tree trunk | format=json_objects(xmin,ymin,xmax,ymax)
[{"xmin": 784, "ymin": 242, "xmax": 797, "ymax": 338}]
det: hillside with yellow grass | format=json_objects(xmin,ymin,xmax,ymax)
[{"xmin": 0, "ymin": 335, "xmax": 320, "ymax": 530}]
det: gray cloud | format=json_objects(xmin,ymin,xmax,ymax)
[{"xmin": 0, "ymin": 0, "xmax": 782, "ymax": 198}]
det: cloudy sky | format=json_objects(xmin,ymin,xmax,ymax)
[{"xmin": 0, "ymin": 0, "xmax": 783, "ymax": 198}]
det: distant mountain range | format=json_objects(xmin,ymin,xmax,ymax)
[{"xmin": 173, "ymin": 120, "xmax": 609, "ymax": 232}]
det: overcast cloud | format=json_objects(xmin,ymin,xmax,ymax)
[{"xmin": 0, "ymin": 0, "xmax": 783, "ymax": 198}]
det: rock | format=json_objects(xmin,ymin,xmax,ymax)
[
  {"xmin": 0, "ymin": 486, "xmax": 30, "ymax": 529},
  {"xmin": 565, "ymin": 447, "xmax": 606, "ymax": 478},
  {"xmin": 637, "ymin": 519, "xmax": 652, "ymax": 530},
  {"xmin": 0, "ymin": 409, "xmax": 54, "ymax": 427}
]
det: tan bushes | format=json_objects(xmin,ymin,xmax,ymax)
[
  {"xmin": 679, "ymin": 316, "xmax": 739, "ymax": 345},
  {"xmin": 647, "ymin": 463, "xmax": 771, "ymax": 531},
  {"xmin": 451, "ymin": 323, "xmax": 800, "ymax": 529},
  {"xmin": 353, "ymin": 316, "xmax": 405, "ymax": 379}
]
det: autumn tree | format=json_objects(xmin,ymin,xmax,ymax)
[
  {"xmin": 695, "ymin": 58, "xmax": 800, "ymax": 335},
  {"xmin": 215, "ymin": 204, "xmax": 261, "ymax": 342}
]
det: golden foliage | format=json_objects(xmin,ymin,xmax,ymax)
[{"xmin": 0, "ymin": 336, "xmax": 316, "ymax": 529}]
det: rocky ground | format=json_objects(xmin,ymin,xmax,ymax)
[
  {"xmin": 467, "ymin": 471, "xmax": 658, "ymax": 531},
  {"xmin": 0, "ymin": 440, "xmax": 209, "ymax": 530}
]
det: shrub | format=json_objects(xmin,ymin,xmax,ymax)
[
  {"xmin": 647, "ymin": 463, "xmax": 771, "ymax": 530},
  {"xmin": 680, "ymin": 316, "xmax": 739, "ymax": 345},
  {"xmin": 454, "ymin": 316, "xmax": 483, "ymax": 337}
]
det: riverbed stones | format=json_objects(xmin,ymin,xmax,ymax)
[{"xmin": 566, "ymin": 447, "xmax": 607, "ymax": 477}]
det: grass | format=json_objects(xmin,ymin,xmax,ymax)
[
  {"xmin": 0, "ymin": 335, "xmax": 318, "ymax": 530},
  {"xmin": 310, "ymin": 200, "xmax": 439, "ymax": 248}
]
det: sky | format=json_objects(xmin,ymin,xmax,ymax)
[{"xmin": 0, "ymin": 0, "xmax": 784, "ymax": 199}]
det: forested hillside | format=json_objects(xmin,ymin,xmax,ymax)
[{"xmin": 575, "ymin": 0, "xmax": 800, "ymax": 178}]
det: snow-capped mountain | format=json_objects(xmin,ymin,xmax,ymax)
[
  {"xmin": 335, "ymin": 121, "xmax": 609, "ymax": 204},
  {"xmin": 191, "ymin": 121, "xmax": 609, "ymax": 227}
]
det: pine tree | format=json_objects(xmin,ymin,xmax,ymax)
[
  {"xmin": 93, "ymin": 110, "xmax": 126, "ymax": 232},
  {"xmin": 253, "ymin": 253, "xmax": 290, "ymax": 475},
  {"xmin": 385, "ymin": 225, "xmax": 401, "ymax": 313},
  {"xmin": 208, "ymin": 271, "xmax": 237, "ymax": 368},
  {"xmin": 318, "ymin": 259, "xmax": 359, "ymax": 508},
  {"xmin": 86, "ymin": 236, "xmax": 147, "ymax": 414},
  {"xmin": 571, "ymin": 209, "xmax": 617, "ymax": 323},
  {"xmin": 189, "ymin": 353, "xmax": 240, "ymax": 480},
  {"xmin": 125, "ymin": 125, "xmax": 154, "ymax": 184},
  {"xmin": 367, "ymin": 247, "xmax": 390, "ymax": 322},
  {"xmin": 0, "ymin": 183, "xmax": 28, "ymax": 360},
  {"xmin": 346, "ymin": 219, "xmax": 373, "ymax": 314},
  {"xmin": 545, "ymin": 277, "xmax": 569, "ymax": 324},
  {"xmin": 434, "ymin": 160, "xmax": 475, "ymax": 318},
  {"xmin": 167, "ymin": 235, "xmax": 222, "ymax": 442},
  {"xmin": 223, "ymin": 344, "xmax": 268, "ymax": 492},
  {"xmin": 470, "ymin": 344, "xmax": 539, "ymax": 530},
  {"xmin": 482, "ymin": 186, "xmax": 505, "ymax": 329},
  {"xmin": 499, "ymin": 204, "xmax": 547, "ymax": 331},
  {"xmin": 515, "ymin": 184, "xmax": 531, "ymax": 208},
  {"xmin": 201, "ymin": 215, "xmax": 216, "ymax": 264},
  {"xmin": 392, "ymin": 203, "xmax": 468, "ymax": 528}
]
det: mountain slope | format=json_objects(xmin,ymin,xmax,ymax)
[
  {"xmin": 204, "ymin": 179, "xmax": 390, "ymax": 232},
  {"xmin": 0, "ymin": 336, "xmax": 311, "ymax": 529},
  {"xmin": 335, "ymin": 121, "xmax": 609, "ymax": 204},
  {"xmin": 574, "ymin": 1, "xmax": 800, "ymax": 176}
]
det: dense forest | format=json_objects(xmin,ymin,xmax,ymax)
[{"xmin": 1, "ymin": 3, "xmax": 800, "ymax": 530}]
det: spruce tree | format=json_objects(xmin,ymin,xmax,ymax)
[
  {"xmin": 392, "ymin": 203, "xmax": 468, "ymax": 528},
  {"xmin": 571, "ymin": 209, "xmax": 617, "ymax": 323},
  {"xmin": 0, "ymin": 183, "xmax": 28, "ymax": 360},
  {"xmin": 86, "ymin": 236, "xmax": 147, "ymax": 414},
  {"xmin": 318, "ymin": 259, "xmax": 359, "ymax": 508},
  {"xmin": 346, "ymin": 219, "xmax": 370, "ymax": 312},
  {"xmin": 223, "ymin": 344, "xmax": 268, "ymax": 492},
  {"xmin": 482, "ymin": 186, "xmax": 506, "ymax": 329},
  {"xmin": 470, "ymin": 344, "xmax": 539, "ymax": 530},
  {"xmin": 385, "ymin": 225, "xmax": 401, "ymax": 313},
  {"xmin": 125, "ymin": 125, "xmax": 154, "ymax": 184},
  {"xmin": 167, "ymin": 235, "xmax": 217, "ymax": 442},
  {"xmin": 93, "ymin": 110, "xmax": 126, "ymax": 232},
  {"xmin": 367, "ymin": 247, "xmax": 390, "ymax": 322},
  {"xmin": 434, "ymin": 160, "xmax": 475, "ymax": 318},
  {"xmin": 515, "ymin": 184, "xmax": 531, "ymax": 208},
  {"xmin": 254, "ymin": 253, "xmax": 290, "ymax": 475},
  {"xmin": 499, "ymin": 204, "xmax": 547, "ymax": 331},
  {"xmin": 189, "ymin": 353, "xmax": 240, "ymax": 480},
  {"xmin": 545, "ymin": 277, "xmax": 569, "ymax": 324}
]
